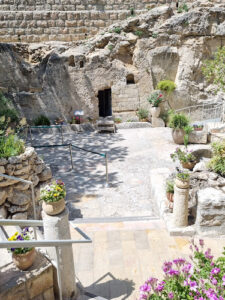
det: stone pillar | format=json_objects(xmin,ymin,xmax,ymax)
[
  {"xmin": 42, "ymin": 208, "xmax": 77, "ymax": 299},
  {"xmin": 173, "ymin": 185, "xmax": 189, "ymax": 227}
]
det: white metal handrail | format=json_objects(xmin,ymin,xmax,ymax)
[{"xmin": 0, "ymin": 219, "xmax": 92, "ymax": 300}]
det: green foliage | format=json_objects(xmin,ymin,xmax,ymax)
[
  {"xmin": 171, "ymin": 147, "xmax": 196, "ymax": 163},
  {"xmin": 157, "ymin": 80, "xmax": 176, "ymax": 94},
  {"xmin": 208, "ymin": 141, "xmax": 225, "ymax": 176},
  {"xmin": 202, "ymin": 47, "xmax": 225, "ymax": 92},
  {"xmin": 176, "ymin": 171, "xmax": 190, "ymax": 181},
  {"xmin": 0, "ymin": 93, "xmax": 19, "ymax": 135},
  {"xmin": 108, "ymin": 44, "xmax": 114, "ymax": 51},
  {"xmin": 147, "ymin": 91, "xmax": 163, "ymax": 107},
  {"xmin": 114, "ymin": 118, "xmax": 122, "ymax": 124},
  {"xmin": 160, "ymin": 111, "xmax": 169, "ymax": 124},
  {"xmin": 41, "ymin": 180, "xmax": 66, "ymax": 203},
  {"xmin": 177, "ymin": 3, "xmax": 189, "ymax": 13},
  {"xmin": 0, "ymin": 135, "xmax": 25, "ymax": 158},
  {"xmin": 33, "ymin": 115, "xmax": 51, "ymax": 126},
  {"xmin": 166, "ymin": 180, "xmax": 174, "ymax": 193},
  {"xmin": 137, "ymin": 108, "xmax": 148, "ymax": 120},
  {"xmin": 152, "ymin": 32, "xmax": 158, "ymax": 38},
  {"xmin": 168, "ymin": 112, "xmax": 190, "ymax": 129},
  {"xmin": 134, "ymin": 30, "xmax": 143, "ymax": 37},
  {"xmin": 183, "ymin": 125, "xmax": 193, "ymax": 147},
  {"xmin": 113, "ymin": 27, "xmax": 121, "ymax": 34},
  {"xmin": 130, "ymin": 7, "xmax": 135, "ymax": 16}
]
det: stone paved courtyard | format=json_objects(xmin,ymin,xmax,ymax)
[{"xmin": 31, "ymin": 127, "xmax": 178, "ymax": 219}]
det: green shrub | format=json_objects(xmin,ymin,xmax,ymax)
[
  {"xmin": 114, "ymin": 118, "xmax": 122, "ymax": 124},
  {"xmin": 113, "ymin": 27, "xmax": 121, "ymax": 34},
  {"xmin": 0, "ymin": 135, "xmax": 25, "ymax": 158},
  {"xmin": 183, "ymin": 125, "xmax": 193, "ymax": 147},
  {"xmin": 134, "ymin": 30, "xmax": 143, "ymax": 37},
  {"xmin": 176, "ymin": 171, "xmax": 190, "ymax": 181},
  {"xmin": 177, "ymin": 3, "xmax": 189, "ymax": 13},
  {"xmin": 137, "ymin": 108, "xmax": 148, "ymax": 120},
  {"xmin": 108, "ymin": 44, "xmax": 114, "ymax": 51},
  {"xmin": 169, "ymin": 112, "xmax": 189, "ymax": 129},
  {"xmin": 152, "ymin": 32, "xmax": 158, "ymax": 38},
  {"xmin": 166, "ymin": 180, "xmax": 174, "ymax": 193},
  {"xmin": 33, "ymin": 115, "xmax": 51, "ymax": 126},
  {"xmin": 208, "ymin": 141, "xmax": 225, "ymax": 176},
  {"xmin": 0, "ymin": 93, "xmax": 19, "ymax": 134},
  {"xmin": 157, "ymin": 80, "xmax": 176, "ymax": 93}
]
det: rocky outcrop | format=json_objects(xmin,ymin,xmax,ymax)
[
  {"xmin": 0, "ymin": 1, "xmax": 224, "ymax": 122},
  {"xmin": 0, "ymin": 147, "xmax": 52, "ymax": 219}
]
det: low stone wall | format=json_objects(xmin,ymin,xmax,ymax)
[{"xmin": 0, "ymin": 147, "xmax": 52, "ymax": 219}]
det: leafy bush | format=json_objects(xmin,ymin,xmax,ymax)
[
  {"xmin": 169, "ymin": 112, "xmax": 189, "ymax": 129},
  {"xmin": 176, "ymin": 171, "xmax": 190, "ymax": 181},
  {"xmin": 139, "ymin": 240, "xmax": 225, "ymax": 300},
  {"xmin": 166, "ymin": 180, "xmax": 174, "ymax": 193},
  {"xmin": 177, "ymin": 3, "xmax": 189, "ymax": 13},
  {"xmin": 33, "ymin": 115, "xmax": 51, "ymax": 126},
  {"xmin": 0, "ymin": 93, "xmax": 19, "ymax": 135},
  {"xmin": 183, "ymin": 125, "xmax": 193, "ymax": 147},
  {"xmin": 0, "ymin": 135, "xmax": 25, "ymax": 158},
  {"xmin": 108, "ymin": 44, "xmax": 114, "ymax": 51},
  {"xmin": 202, "ymin": 47, "xmax": 225, "ymax": 92},
  {"xmin": 152, "ymin": 32, "xmax": 158, "ymax": 38},
  {"xmin": 147, "ymin": 91, "xmax": 163, "ymax": 107},
  {"xmin": 134, "ymin": 30, "xmax": 143, "ymax": 37},
  {"xmin": 137, "ymin": 108, "xmax": 148, "ymax": 120},
  {"xmin": 114, "ymin": 118, "xmax": 122, "ymax": 124},
  {"xmin": 113, "ymin": 27, "xmax": 121, "ymax": 34},
  {"xmin": 157, "ymin": 80, "xmax": 176, "ymax": 94},
  {"xmin": 171, "ymin": 147, "xmax": 197, "ymax": 163},
  {"xmin": 208, "ymin": 141, "xmax": 225, "ymax": 176}
]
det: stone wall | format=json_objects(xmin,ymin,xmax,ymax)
[
  {"xmin": 0, "ymin": 147, "xmax": 52, "ymax": 220},
  {"xmin": 0, "ymin": 0, "xmax": 168, "ymax": 43}
]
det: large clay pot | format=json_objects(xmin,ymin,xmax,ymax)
[
  {"xmin": 172, "ymin": 129, "xmax": 185, "ymax": 145},
  {"xmin": 175, "ymin": 178, "xmax": 190, "ymax": 189},
  {"xmin": 181, "ymin": 161, "xmax": 197, "ymax": 170},
  {"xmin": 150, "ymin": 107, "xmax": 161, "ymax": 118},
  {"xmin": 42, "ymin": 198, "xmax": 65, "ymax": 216},
  {"xmin": 166, "ymin": 192, "xmax": 174, "ymax": 202},
  {"xmin": 12, "ymin": 248, "xmax": 36, "ymax": 270}
]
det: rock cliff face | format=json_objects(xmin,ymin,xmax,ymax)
[{"xmin": 0, "ymin": 1, "xmax": 224, "ymax": 122}]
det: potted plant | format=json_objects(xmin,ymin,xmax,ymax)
[
  {"xmin": 170, "ymin": 147, "xmax": 197, "ymax": 170},
  {"xmin": 193, "ymin": 124, "xmax": 204, "ymax": 131},
  {"xmin": 175, "ymin": 171, "xmax": 190, "ymax": 189},
  {"xmin": 40, "ymin": 180, "xmax": 66, "ymax": 215},
  {"xmin": 137, "ymin": 108, "xmax": 149, "ymax": 122},
  {"xmin": 168, "ymin": 112, "xmax": 190, "ymax": 144},
  {"xmin": 8, "ymin": 227, "xmax": 36, "ymax": 270},
  {"xmin": 147, "ymin": 91, "xmax": 163, "ymax": 118},
  {"xmin": 166, "ymin": 180, "xmax": 174, "ymax": 202}
]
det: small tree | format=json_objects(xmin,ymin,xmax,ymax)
[{"xmin": 202, "ymin": 46, "xmax": 225, "ymax": 93}]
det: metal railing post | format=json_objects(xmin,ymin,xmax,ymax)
[
  {"xmin": 56, "ymin": 246, "xmax": 63, "ymax": 300},
  {"xmin": 105, "ymin": 152, "xmax": 109, "ymax": 187},
  {"xmin": 30, "ymin": 183, "xmax": 37, "ymax": 239},
  {"xmin": 69, "ymin": 144, "xmax": 74, "ymax": 170}
]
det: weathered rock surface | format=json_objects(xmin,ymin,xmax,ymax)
[
  {"xmin": 0, "ymin": 2, "xmax": 224, "ymax": 122},
  {"xmin": 0, "ymin": 147, "xmax": 52, "ymax": 219}
]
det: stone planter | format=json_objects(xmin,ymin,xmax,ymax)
[
  {"xmin": 12, "ymin": 248, "xmax": 36, "ymax": 270},
  {"xmin": 181, "ymin": 161, "xmax": 197, "ymax": 170},
  {"xmin": 175, "ymin": 178, "xmax": 190, "ymax": 189},
  {"xmin": 150, "ymin": 107, "xmax": 161, "ymax": 118},
  {"xmin": 42, "ymin": 198, "xmax": 65, "ymax": 216},
  {"xmin": 166, "ymin": 192, "xmax": 174, "ymax": 202},
  {"xmin": 172, "ymin": 129, "xmax": 185, "ymax": 145}
]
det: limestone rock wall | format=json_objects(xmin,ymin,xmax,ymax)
[
  {"xmin": 0, "ymin": 147, "xmax": 52, "ymax": 220},
  {"xmin": 0, "ymin": 2, "xmax": 224, "ymax": 122}
]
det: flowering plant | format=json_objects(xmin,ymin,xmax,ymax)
[
  {"xmin": 8, "ymin": 227, "xmax": 33, "ymax": 254},
  {"xmin": 139, "ymin": 239, "xmax": 225, "ymax": 300},
  {"xmin": 171, "ymin": 147, "xmax": 197, "ymax": 163},
  {"xmin": 40, "ymin": 180, "xmax": 66, "ymax": 203},
  {"xmin": 147, "ymin": 91, "xmax": 163, "ymax": 107},
  {"xmin": 176, "ymin": 171, "xmax": 190, "ymax": 181}
]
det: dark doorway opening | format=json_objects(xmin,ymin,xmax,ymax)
[
  {"xmin": 126, "ymin": 74, "xmax": 135, "ymax": 84},
  {"xmin": 98, "ymin": 89, "xmax": 112, "ymax": 117}
]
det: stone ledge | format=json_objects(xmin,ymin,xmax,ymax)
[{"xmin": 0, "ymin": 251, "xmax": 54, "ymax": 300}]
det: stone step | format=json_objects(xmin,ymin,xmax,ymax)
[{"xmin": 71, "ymin": 215, "xmax": 159, "ymax": 224}]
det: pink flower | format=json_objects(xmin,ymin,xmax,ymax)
[
  {"xmin": 168, "ymin": 292, "xmax": 174, "ymax": 299},
  {"xmin": 211, "ymin": 268, "xmax": 221, "ymax": 275}
]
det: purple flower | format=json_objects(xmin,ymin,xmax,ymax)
[
  {"xmin": 211, "ymin": 278, "xmax": 218, "ymax": 286},
  {"xmin": 146, "ymin": 277, "xmax": 157, "ymax": 285},
  {"xmin": 211, "ymin": 268, "xmax": 221, "ymax": 275},
  {"xmin": 17, "ymin": 235, "xmax": 24, "ymax": 241},
  {"xmin": 155, "ymin": 281, "xmax": 165, "ymax": 292},
  {"xmin": 11, "ymin": 248, "xmax": 15, "ymax": 252},
  {"xmin": 168, "ymin": 292, "xmax": 174, "ymax": 299},
  {"xmin": 140, "ymin": 283, "xmax": 151, "ymax": 292},
  {"xmin": 199, "ymin": 239, "xmax": 204, "ymax": 247},
  {"xmin": 139, "ymin": 294, "xmax": 147, "ymax": 300},
  {"xmin": 173, "ymin": 258, "xmax": 186, "ymax": 266},
  {"xmin": 162, "ymin": 261, "xmax": 172, "ymax": 273},
  {"xmin": 222, "ymin": 275, "xmax": 225, "ymax": 285},
  {"xmin": 189, "ymin": 281, "xmax": 198, "ymax": 291},
  {"xmin": 182, "ymin": 263, "xmax": 192, "ymax": 274},
  {"xmin": 205, "ymin": 248, "xmax": 214, "ymax": 260},
  {"xmin": 168, "ymin": 269, "xmax": 180, "ymax": 276}
]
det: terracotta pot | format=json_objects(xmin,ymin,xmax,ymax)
[
  {"xmin": 181, "ymin": 161, "xmax": 197, "ymax": 170},
  {"xmin": 42, "ymin": 198, "xmax": 65, "ymax": 216},
  {"xmin": 175, "ymin": 178, "xmax": 190, "ymax": 189},
  {"xmin": 12, "ymin": 248, "xmax": 36, "ymax": 271},
  {"xmin": 194, "ymin": 128, "xmax": 203, "ymax": 131},
  {"xmin": 172, "ymin": 129, "xmax": 185, "ymax": 145},
  {"xmin": 150, "ymin": 107, "xmax": 161, "ymax": 118},
  {"xmin": 166, "ymin": 192, "xmax": 174, "ymax": 202}
]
